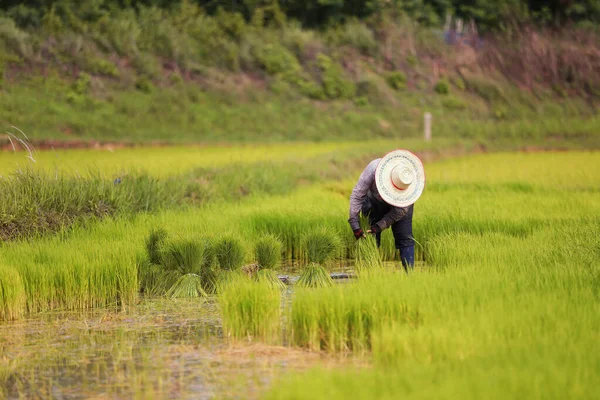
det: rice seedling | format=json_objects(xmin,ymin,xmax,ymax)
[
  {"xmin": 295, "ymin": 263, "xmax": 334, "ymax": 288},
  {"xmin": 214, "ymin": 236, "xmax": 246, "ymax": 271},
  {"xmin": 301, "ymin": 228, "xmax": 342, "ymax": 265},
  {"xmin": 218, "ymin": 274, "xmax": 281, "ymax": 343},
  {"xmin": 151, "ymin": 237, "xmax": 217, "ymax": 297},
  {"xmin": 145, "ymin": 227, "xmax": 168, "ymax": 265},
  {"xmin": 166, "ymin": 274, "xmax": 207, "ymax": 299},
  {"xmin": 255, "ymin": 269, "xmax": 286, "ymax": 289},
  {"xmin": 0, "ymin": 266, "xmax": 26, "ymax": 320},
  {"xmin": 254, "ymin": 235, "xmax": 282, "ymax": 270},
  {"xmin": 296, "ymin": 228, "xmax": 341, "ymax": 288},
  {"xmin": 354, "ymin": 234, "xmax": 383, "ymax": 271},
  {"xmin": 291, "ymin": 270, "xmax": 419, "ymax": 352}
]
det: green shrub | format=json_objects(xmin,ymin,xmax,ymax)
[
  {"xmin": 72, "ymin": 73, "xmax": 91, "ymax": 95},
  {"xmin": 298, "ymin": 79, "xmax": 326, "ymax": 100},
  {"xmin": 442, "ymin": 96, "xmax": 467, "ymax": 110},
  {"xmin": 464, "ymin": 76, "xmax": 507, "ymax": 103},
  {"xmin": 0, "ymin": 17, "xmax": 32, "ymax": 59},
  {"xmin": 215, "ymin": 236, "xmax": 246, "ymax": 271},
  {"xmin": 86, "ymin": 58, "xmax": 120, "ymax": 78},
  {"xmin": 281, "ymin": 22, "xmax": 323, "ymax": 60},
  {"xmin": 354, "ymin": 96, "xmax": 369, "ymax": 106},
  {"xmin": 451, "ymin": 76, "xmax": 466, "ymax": 91},
  {"xmin": 317, "ymin": 54, "xmax": 355, "ymax": 100},
  {"xmin": 256, "ymin": 43, "xmax": 301, "ymax": 76},
  {"xmin": 135, "ymin": 76, "xmax": 153, "ymax": 93},
  {"xmin": 132, "ymin": 52, "xmax": 161, "ymax": 79},
  {"xmin": 385, "ymin": 71, "xmax": 407, "ymax": 91},
  {"xmin": 434, "ymin": 78, "xmax": 450, "ymax": 95},
  {"xmin": 339, "ymin": 21, "xmax": 377, "ymax": 55},
  {"xmin": 0, "ymin": 60, "xmax": 4, "ymax": 89},
  {"xmin": 95, "ymin": 9, "xmax": 140, "ymax": 56},
  {"xmin": 169, "ymin": 72, "xmax": 183, "ymax": 85},
  {"xmin": 214, "ymin": 9, "xmax": 247, "ymax": 40}
]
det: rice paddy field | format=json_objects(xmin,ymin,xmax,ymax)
[{"xmin": 0, "ymin": 146, "xmax": 599, "ymax": 399}]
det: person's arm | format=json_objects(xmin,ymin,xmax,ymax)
[
  {"xmin": 348, "ymin": 160, "xmax": 379, "ymax": 232},
  {"xmin": 371, "ymin": 206, "xmax": 410, "ymax": 233}
]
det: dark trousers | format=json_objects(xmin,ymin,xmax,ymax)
[{"xmin": 362, "ymin": 198, "xmax": 415, "ymax": 268}]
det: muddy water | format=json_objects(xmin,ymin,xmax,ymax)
[
  {"xmin": 0, "ymin": 298, "xmax": 332, "ymax": 399},
  {"xmin": 0, "ymin": 262, "xmax": 405, "ymax": 399}
]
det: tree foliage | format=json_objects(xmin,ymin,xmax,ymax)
[{"xmin": 1, "ymin": 0, "xmax": 599, "ymax": 31}]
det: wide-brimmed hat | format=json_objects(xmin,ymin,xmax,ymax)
[{"xmin": 375, "ymin": 149, "xmax": 425, "ymax": 208}]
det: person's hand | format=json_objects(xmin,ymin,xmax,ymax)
[
  {"xmin": 367, "ymin": 225, "xmax": 381, "ymax": 234},
  {"xmin": 353, "ymin": 229, "xmax": 365, "ymax": 240}
]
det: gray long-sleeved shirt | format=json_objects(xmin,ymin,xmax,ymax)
[{"xmin": 348, "ymin": 159, "xmax": 409, "ymax": 232}]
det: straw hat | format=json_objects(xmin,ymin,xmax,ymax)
[{"xmin": 375, "ymin": 149, "xmax": 426, "ymax": 207}]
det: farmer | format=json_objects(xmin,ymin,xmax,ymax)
[{"xmin": 348, "ymin": 150, "xmax": 425, "ymax": 269}]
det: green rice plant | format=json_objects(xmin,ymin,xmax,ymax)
[
  {"xmin": 218, "ymin": 274, "xmax": 281, "ymax": 342},
  {"xmin": 145, "ymin": 227, "xmax": 168, "ymax": 265},
  {"xmin": 291, "ymin": 270, "xmax": 418, "ymax": 352},
  {"xmin": 254, "ymin": 234, "xmax": 282, "ymax": 270},
  {"xmin": 0, "ymin": 266, "xmax": 26, "ymax": 320},
  {"xmin": 354, "ymin": 234, "xmax": 383, "ymax": 271},
  {"xmin": 214, "ymin": 236, "xmax": 246, "ymax": 271},
  {"xmin": 301, "ymin": 227, "xmax": 342, "ymax": 264},
  {"xmin": 295, "ymin": 263, "xmax": 333, "ymax": 288},
  {"xmin": 255, "ymin": 269, "xmax": 286, "ymax": 290}
]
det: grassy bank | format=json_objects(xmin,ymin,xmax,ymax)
[{"xmin": 1, "ymin": 4, "xmax": 599, "ymax": 144}]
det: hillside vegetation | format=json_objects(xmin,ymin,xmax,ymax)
[{"xmin": 0, "ymin": 1, "xmax": 599, "ymax": 143}]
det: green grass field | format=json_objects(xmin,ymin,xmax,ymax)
[{"xmin": 0, "ymin": 149, "xmax": 598, "ymax": 398}]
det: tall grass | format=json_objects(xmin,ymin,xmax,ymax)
[{"xmin": 218, "ymin": 275, "xmax": 281, "ymax": 343}]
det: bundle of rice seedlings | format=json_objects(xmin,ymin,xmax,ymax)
[
  {"xmin": 145, "ymin": 227, "xmax": 168, "ymax": 265},
  {"xmin": 355, "ymin": 234, "xmax": 384, "ymax": 272},
  {"xmin": 255, "ymin": 235, "xmax": 282, "ymax": 270},
  {"xmin": 160, "ymin": 238, "xmax": 217, "ymax": 296},
  {"xmin": 166, "ymin": 274, "xmax": 207, "ymax": 299},
  {"xmin": 296, "ymin": 263, "xmax": 333, "ymax": 288},
  {"xmin": 301, "ymin": 228, "xmax": 342, "ymax": 265},
  {"xmin": 255, "ymin": 269, "xmax": 286, "ymax": 289},
  {"xmin": 214, "ymin": 236, "xmax": 246, "ymax": 271},
  {"xmin": 295, "ymin": 228, "xmax": 340, "ymax": 288}
]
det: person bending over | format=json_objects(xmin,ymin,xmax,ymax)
[{"xmin": 348, "ymin": 150, "xmax": 425, "ymax": 269}]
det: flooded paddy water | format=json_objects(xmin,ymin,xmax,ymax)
[{"xmin": 0, "ymin": 294, "xmax": 351, "ymax": 399}]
